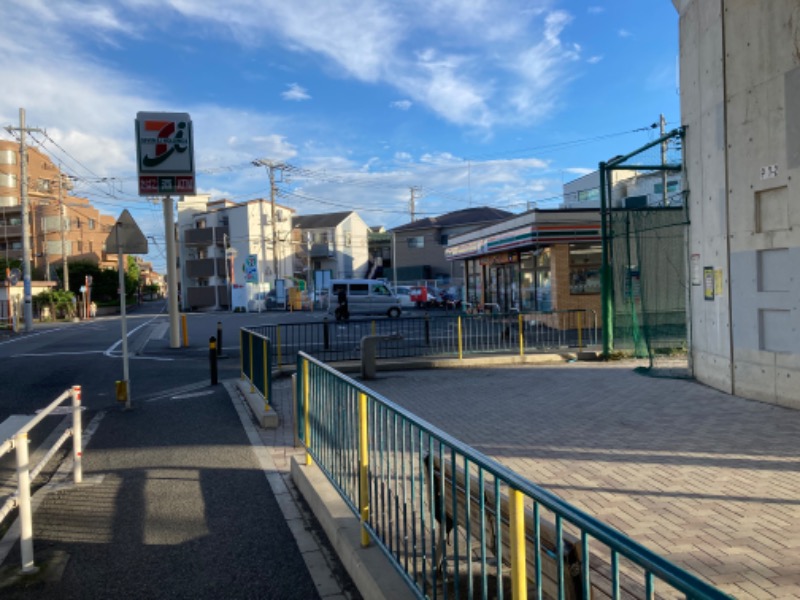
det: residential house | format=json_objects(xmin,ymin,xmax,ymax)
[
  {"xmin": 389, "ymin": 207, "xmax": 512, "ymax": 283},
  {"xmin": 291, "ymin": 211, "xmax": 370, "ymax": 285}
]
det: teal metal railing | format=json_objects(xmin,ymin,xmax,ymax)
[
  {"xmin": 240, "ymin": 328, "xmax": 273, "ymax": 409},
  {"xmin": 296, "ymin": 351, "xmax": 729, "ymax": 600},
  {"xmin": 248, "ymin": 309, "xmax": 597, "ymax": 368}
]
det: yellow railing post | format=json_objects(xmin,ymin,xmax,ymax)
[
  {"xmin": 371, "ymin": 320, "xmax": 376, "ymax": 335},
  {"xmin": 458, "ymin": 316, "xmax": 463, "ymax": 360},
  {"xmin": 303, "ymin": 359, "xmax": 311, "ymax": 466},
  {"xmin": 239, "ymin": 330, "xmax": 244, "ymax": 379},
  {"xmin": 577, "ymin": 311, "xmax": 584, "ymax": 350},
  {"xmin": 263, "ymin": 338, "xmax": 270, "ymax": 410},
  {"xmin": 510, "ymin": 489, "xmax": 527, "ymax": 600},
  {"xmin": 358, "ymin": 392, "xmax": 370, "ymax": 547},
  {"xmin": 249, "ymin": 334, "xmax": 254, "ymax": 392},
  {"xmin": 276, "ymin": 325, "xmax": 283, "ymax": 368},
  {"xmin": 518, "ymin": 313, "xmax": 524, "ymax": 357}
]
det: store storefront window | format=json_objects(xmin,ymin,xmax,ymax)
[
  {"xmin": 569, "ymin": 244, "xmax": 601, "ymax": 295},
  {"xmin": 536, "ymin": 249, "xmax": 552, "ymax": 310}
]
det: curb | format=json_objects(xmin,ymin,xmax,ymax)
[
  {"xmin": 291, "ymin": 456, "xmax": 417, "ymax": 600},
  {"xmin": 234, "ymin": 379, "xmax": 279, "ymax": 428}
]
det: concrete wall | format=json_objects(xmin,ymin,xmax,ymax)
[{"xmin": 677, "ymin": 0, "xmax": 800, "ymax": 407}]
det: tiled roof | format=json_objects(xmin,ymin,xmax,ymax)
[
  {"xmin": 292, "ymin": 211, "xmax": 354, "ymax": 229},
  {"xmin": 390, "ymin": 206, "xmax": 513, "ymax": 232}
]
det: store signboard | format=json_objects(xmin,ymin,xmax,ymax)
[{"xmin": 135, "ymin": 112, "xmax": 195, "ymax": 195}]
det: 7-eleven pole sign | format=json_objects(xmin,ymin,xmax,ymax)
[{"xmin": 135, "ymin": 112, "xmax": 195, "ymax": 196}]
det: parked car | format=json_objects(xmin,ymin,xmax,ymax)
[
  {"xmin": 392, "ymin": 285, "xmax": 416, "ymax": 308},
  {"xmin": 409, "ymin": 286, "xmax": 439, "ymax": 308},
  {"xmin": 326, "ymin": 279, "xmax": 403, "ymax": 318}
]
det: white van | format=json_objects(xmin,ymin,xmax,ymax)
[{"xmin": 327, "ymin": 279, "xmax": 403, "ymax": 319}]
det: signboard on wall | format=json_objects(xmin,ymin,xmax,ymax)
[
  {"xmin": 703, "ymin": 266, "xmax": 715, "ymax": 301},
  {"xmin": 244, "ymin": 254, "xmax": 258, "ymax": 283}
]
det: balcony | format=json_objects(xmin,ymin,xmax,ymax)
[
  {"xmin": 0, "ymin": 225, "xmax": 23, "ymax": 238},
  {"xmin": 184, "ymin": 226, "xmax": 229, "ymax": 246},
  {"xmin": 184, "ymin": 257, "xmax": 226, "ymax": 279},
  {"xmin": 310, "ymin": 242, "xmax": 335, "ymax": 258},
  {"xmin": 185, "ymin": 285, "xmax": 228, "ymax": 310}
]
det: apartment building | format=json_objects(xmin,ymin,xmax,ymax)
[
  {"xmin": 0, "ymin": 139, "xmax": 118, "ymax": 283},
  {"xmin": 177, "ymin": 194, "xmax": 294, "ymax": 311}
]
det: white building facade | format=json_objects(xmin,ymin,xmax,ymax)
[{"xmin": 177, "ymin": 195, "xmax": 294, "ymax": 311}]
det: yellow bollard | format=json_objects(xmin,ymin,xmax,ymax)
[
  {"xmin": 181, "ymin": 313, "xmax": 188, "ymax": 347},
  {"xmin": 509, "ymin": 489, "xmax": 527, "ymax": 600},
  {"xmin": 358, "ymin": 392, "xmax": 370, "ymax": 547},
  {"xmin": 519, "ymin": 313, "xmax": 524, "ymax": 357},
  {"xmin": 303, "ymin": 360, "xmax": 311, "ymax": 466},
  {"xmin": 371, "ymin": 320, "xmax": 376, "ymax": 335},
  {"xmin": 115, "ymin": 380, "xmax": 128, "ymax": 403}
]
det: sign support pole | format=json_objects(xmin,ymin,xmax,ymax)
[
  {"xmin": 116, "ymin": 225, "xmax": 131, "ymax": 409},
  {"xmin": 164, "ymin": 196, "xmax": 180, "ymax": 348}
]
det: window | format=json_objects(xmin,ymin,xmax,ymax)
[
  {"xmin": 0, "ymin": 173, "xmax": 17, "ymax": 188},
  {"xmin": 0, "ymin": 150, "xmax": 17, "ymax": 165},
  {"xmin": 577, "ymin": 188, "xmax": 600, "ymax": 203},
  {"xmin": 75, "ymin": 217, "xmax": 81, "ymax": 229},
  {"xmin": 407, "ymin": 236, "xmax": 424, "ymax": 248},
  {"xmin": 653, "ymin": 180, "xmax": 680, "ymax": 194},
  {"xmin": 569, "ymin": 244, "xmax": 602, "ymax": 295},
  {"xmin": 350, "ymin": 284, "xmax": 369, "ymax": 296},
  {"xmin": 345, "ymin": 232, "xmax": 352, "ymax": 247},
  {"xmin": 440, "ymin": 234, "xmax": 449, "ymax": 245},
  {"xmin": 37, "ymin": 179, "xmax": 52, "ymax": 193},
  {"xmin": 88, "ymin": 218, "xmax": 96, "ymax": 230}
]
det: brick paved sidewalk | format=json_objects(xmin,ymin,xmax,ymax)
[{"xmin": 356, "ymin": 362, "xmax": 800, "ymax": 600}]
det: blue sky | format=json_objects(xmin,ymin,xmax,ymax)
[{"xmin": 0, "ymin": 0, "xmax": 680, "ymax": 273}]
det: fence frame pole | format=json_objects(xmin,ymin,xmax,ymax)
[
  {"xmin": 71, "ymin": 385, "xmax": 82, "ymax": 484},
  {"xmin": 263, "ymin": 338, "xmax": 270, "ymax": 410},
  {"xmin": 457, "ymin": 316, "xmax": 463, "ymax": 360},
  {"xmin": 358, "ymin": 391, "xmax": 370, "ymax": 547},
  {"xmin": 239, "ymin": 329, "xmax": 244, "ymax": 379},
  {"xmin": 303, "ymin": 359, "xmax": 311, "ymax": 466},
  {"xmin": 249, "ymin": 334, "xmax": 254, "ymax": 392},
  {"xmin": 15, "ymin": 431, "xmax": 35, "ymax": 573},
  {"xmin": 518, "ymin": 313, "xmax": 524, "ymax": 357}
]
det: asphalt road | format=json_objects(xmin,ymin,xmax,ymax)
[{"xmin": 0, "ymin": 301, "xmax": 331, "ymax": 599}]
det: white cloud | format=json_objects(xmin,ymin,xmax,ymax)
[
  {"xmin": 618, "ymin": 29, "xmax": 632, "ymax": 38},
  {"xmin": 587, "ymin": 6, "xmax": 604, "ymax": 14},
  {"xmin": 587, "ymin": 55, "xmax": 603, "ymax": 64},
  {"xmin": 390, "ymin": 99, "xmax": 413, "ymax": 111},
  {"xmin": 282, "ymin": 83, "xmax": 311, "ymax": 101},
  {"xmin": 563, "ymin": 167, "xmax": 593, "ymax": 175}
]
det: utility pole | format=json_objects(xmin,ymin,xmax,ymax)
[
  {"xmin": 5, "ymin": 108, "xmax": 44, "ymax": 332},
  {"xmin": 252, "ymin": 160, "xmax": 283, "ymax": 286},
  {"xmin": 59, "ymin": 173, "xmax": 69, "ymax": 291},
  {"xmin": 410, "ymin": 186, "xmax": 419, "ymax": 222},
  {"xmin": 660, "ymin": 114, "xmax": 668, "ymax": 206}
]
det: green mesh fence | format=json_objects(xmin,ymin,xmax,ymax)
[{"xmin": 601, "ymin": 128, "xmax": 691, "ymax": 377}]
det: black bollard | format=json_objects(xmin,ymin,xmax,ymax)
[
  {"xmin": 323, "ymin": 317, "xmax": 330, "ymax": 350},
  {"xmin": 216, "ymin": 321, "xmax": 223, "ymax": 357},
  {"xmin": 209, "ymin": 336, "xmax": 218, "ymax": 385}
]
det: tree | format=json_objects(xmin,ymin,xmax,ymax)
[{"xmin": 33, "ymin": 288, "xmax": 76, "ymax": 320}]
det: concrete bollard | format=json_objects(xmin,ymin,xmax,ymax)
[{"xmin": 360, "ymin": 333, "xmax": 403, "ymax": 380}]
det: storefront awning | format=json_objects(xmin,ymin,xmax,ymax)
[{"xmin": 446, "ymin": 223, "xmax": 601, "ymax": 260}]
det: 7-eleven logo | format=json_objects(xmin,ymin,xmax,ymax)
[{"xmin": 142, "ymin": 120, "xmax": 189, "ymax": 167}]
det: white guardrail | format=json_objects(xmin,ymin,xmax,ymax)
[{"xmin": 0, "ymin": 385, "xmax": 83, "ymax": 573}]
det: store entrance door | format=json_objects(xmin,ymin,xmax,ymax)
[{"xmin": 494, "ymin": 265, "xmax": 518, "ymax": 313}]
